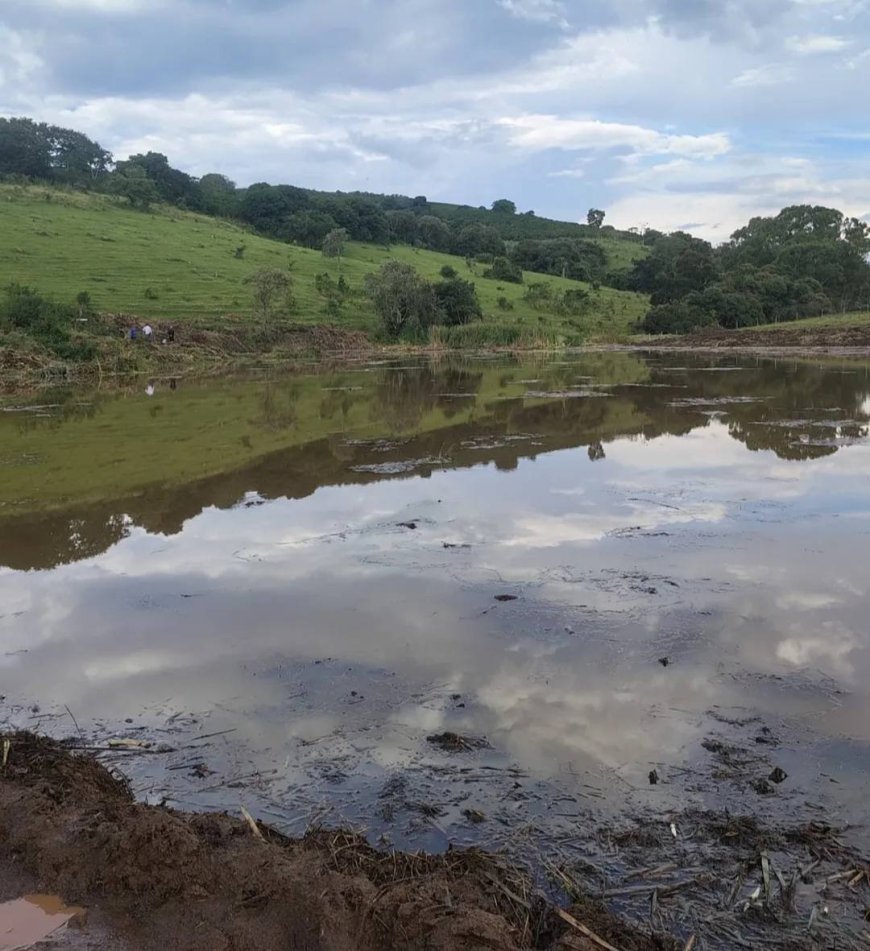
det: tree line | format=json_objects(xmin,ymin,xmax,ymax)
[
  {"xmin": 0, "ymin": 116, "xmax": 630, "ymax": 286},
  {"xmin": 631, "ymin": 206, "xmax": 870, "ymax": 333}
]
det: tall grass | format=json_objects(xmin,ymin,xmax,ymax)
[{"xmin": 428, "ymin": 323, "xmax": 583, "ymax": 349}]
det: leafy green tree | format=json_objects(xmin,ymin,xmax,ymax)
[
  {"xmin": 433, "ymin": 278, "xmax": 482, "ymax": 326},
  {"xmin": 842, "ymin": 217, "xmax": 870, "ymax": 253},
  {"xmin": 587, "ymin": 208, "xmax": 606, "ymax": 229},
  {"xmin": 115, "ymin": 152, "xmax": 197, "ymax": 206},
  {"xmin": 483, "ymin": 256, "xmax": 523, "ymax": 283},
  {"xmin": 244, "ymin": 268, "xmax": 293, "ymax": 326},
  {"xmin": 511, "ymin": 238, "xmax": 606, "ymax": 282},
  {"xmin": 239, "ymin": 183, "xmax": 309, "ymax": 236},
  {"xmin": 491, "ymin": 199, "xmax": 516, "ymax": 215},
  {"xmin": 283, "ymin": 210, "xmax": 338, "ymax": 248},
  {"xmin": 199, "ymin": 173, "xmax": 238, "ymax": 217},
  {"xmin": 322, "ymin": 227, "xmax": 349, "ymax": 259},
  {"xmin": 417, "ymin": 215, "xmax": 451, "ymax": 251},
  {"xmin": 108, "ymin": 166, "xmax": 160, "ymax": 210},
  {"xmin": 0, "ymin": 117, "xmax": 111, "ymax": 183},
  {"xmin": 386, "ymin": 210, "xmax": 419, "ymax": 244},
  {"xmin": 364, "ymin": 262, "xmax": 437, "ymax": 338},
  {"xmin": 454, "ymin": 224, "xmax": 505, "ymax": 258}
]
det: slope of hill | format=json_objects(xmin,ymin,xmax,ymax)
[{"xmin": 0, "ymin": 184, "xmax": 649, "ymax": 347}]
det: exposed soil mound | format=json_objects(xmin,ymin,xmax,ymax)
[
  {"xmin": 0, "ymin": 733, "xmax": 674, "ymax": 951},
  {"xmin": 649, "ymin": 324, "xmax": 870, "ymax": 351}
]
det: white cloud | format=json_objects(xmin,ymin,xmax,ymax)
[
  {"xmin": 786, "ymin": 33, "xmax": 852, "ymax": 52},
  {"xmin": 498, "ymin": 115, "xmax": 731, "ymax": 159},
  {"xmin": 496, "ymin": 0, "xmax": 568, "ymax": 28},
  {"xmin": 0, "ymin": 26, "xmax": 43, "ymax": 97},
  {"xmin": 30, "ymin": 0, "xmax": 161, "ymax": 9},
  {"xmin": 731, "ymin": 62, "xmax": 795, "ymax": 86}
]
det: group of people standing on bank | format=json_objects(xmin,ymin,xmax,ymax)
[{"xmin": 128, "ymin": 322, "xmax": 176, "ymax": 344}]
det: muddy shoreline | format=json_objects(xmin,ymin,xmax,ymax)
[
  {"xmin": 1, "ymin": 730, "xmax": 867, "ymax": 950},
  {"xmin": 5, "ymin": 316, "xmax": 870, "ymax": 392},
  {"xmin": 1, "ymin": 732, "xmax": 673, "ymax": 950},
  {"xmin": 635, "ymin": 322, "xmax": 870, "ymax": 354}
]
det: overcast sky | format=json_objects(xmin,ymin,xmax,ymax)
[{"xmin": 2, "ymin": 0, "xmax": 869, "ymax": 240}]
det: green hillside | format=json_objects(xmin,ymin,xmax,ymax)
[{"xmin": 0, "ymin": 184, "xmax": 648, "ymax": 345}]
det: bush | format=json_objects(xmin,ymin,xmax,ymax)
[
  {"xmin": 641, "ymin": 301, "xmax": 714, "ymax": 335},
  {"xmin": 433, "ymin": 278, "xmax": 482, "ymax": 326},
  {"xmin": 0, "ymin": 284, "xmax": 94, "ymax": 359},
  {"xmin": 497, "ymin": 296, "xmax": 514, "ymax": 311},
  {"xmin": 483, "ymin": 256, "xmax": 523, "ymax": 284},
  {"xmin": 555, "ymin": 287, "xmax": 591, "ymax": 315},
  {"xmin": 440, "ymin": 264, "xmax": 458, "ymax": 279},
  {"xmin": 523, "ymin": 282, "xmax": 553, "ymax": 308},
  {"xmin": 364, "ymin": 261, "xmax": 437, "ymax": 338}
]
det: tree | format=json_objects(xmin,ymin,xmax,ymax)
[
  {"xmin": 364, "ymin": 262, "xmax": 437, "ymax": 338},
  {"xmin": 239, "ymin": 182, "xmax": 309, "ymax": 236},
  {"xmin": 511, "ymin": 237, "xmax": 606, "ymax": 282},
  {"xmin": 587, "ymin": 208, "xmax": 606, "ymax": 229},
  {"xmin": 115, "ymin": 152, "xmax": 197, "ymax": 206},
  {"xmin": 433, "ymin": 278, "xmax": 482, "ymax": 326},
  {"xmin": 417, "ymin": 215, "xmax": 451, "ymax": 251},
  {"xmin": 322, "ymin": 227, "xmax": 349, "ymax": 259},
  {"xmin": 244, "ymin": 268, "xmax": 293, "ymax": 326},
  {"xmin": 283, "ymin": 210, "xmax": 338, "ymax": 248},
  {"xmin": 0, "ymin": 117, "xmax": 111, "ymax": 184},
  {"xmin": 453, "ymin": 224, "xmax": 505, "ymax": 258},
  {"xmin": 108, "ymin": 166, "xmax": 160, "ymax": 210},
  {"xmin": 199, "ymin": 173, "xmax": 238, "ymax": 217},
  {"xmin": 491, "ymin": 199, "xmax": 516, "ymax": 215},
  {"xmin": 483, "ymin": 256, "xmax": 523, "ymax": 284},
  {"xmin": 386, "ymin": 210, "xmax": 419, "ymax": 244},
  {"xmin": 842, "ymin": 217, "xmax": 870, "ymax": 254}
]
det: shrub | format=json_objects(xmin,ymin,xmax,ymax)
[
  {"xmin": 0, "ymin": 284, "xmax": 94, "ymax": 359},
  {"xmin": 497, "ymin": 296, "xmax": 514, "ymax": 311},
  {"xmin": 364, "ymin": 261, "xmax": 437, "ymax": 338},
  {"xmin": 440, "ymin": 265, "xmax": 458, "ymax": 279},
  {"xmin": 433, "ymin": 278, "xmax": 482, "ymax": 326},
  {"xmin": 483, "ymin": 256, "xmax": 523, "ymax": 284}
]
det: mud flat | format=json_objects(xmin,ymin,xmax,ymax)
[
  {"xmin": 2, "ymin": 732, "xmax": 868, "ymax": 949},
  {"xmin": 0, "ymin": 732, "xmax": 679, "ymax": 951}
]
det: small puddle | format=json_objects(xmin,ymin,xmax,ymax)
[{"xmin": 0, "ymin": 895, "xmax": 84, "ymax": 951}]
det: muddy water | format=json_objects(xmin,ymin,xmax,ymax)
[
  {"xmin": 2, "ymin": 351, "xmax": 870, "ymax": 944},
  {"xmin": 0, "ymin": 895, "xmax": 84, "ymax": 950}
]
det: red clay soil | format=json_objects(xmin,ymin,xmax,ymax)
[
  {"xmin": 647, "ymin": 324, "xmax": 870, "ymax": 351},
  {"xmin": 0, "ymin": 733, "xmax": 677, "ymax": 951}
]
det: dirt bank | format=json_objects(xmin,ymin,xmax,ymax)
[
  {"xmin": 643, "ymin": 323, "xmax": 870, "ymax": 352},
  {"xmin": 0, "ymin": 733, "xmax": 674, "ymax": 951}
]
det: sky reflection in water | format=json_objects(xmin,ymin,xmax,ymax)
[{"xmin": 1, "ymin": 352, "xmax": 869, "ymax": 844}]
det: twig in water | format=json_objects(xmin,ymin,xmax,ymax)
[
  {"xmin": 240, "ymin": 805, "xmax": 264, "ymax": 841},
  {"xmin": 64, "ymin": 704, "xmax": 86, "ymax": 745},
  {"xmin": 555, "ymin": 907, "xmax": 624, "ymax": 951}
]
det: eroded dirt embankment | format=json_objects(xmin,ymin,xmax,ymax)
[
  {"xmin": 643, "ymin": 324, "xmax": 870, "ymax": 352},
  {"xmin": 0, "ymin": 733, "xmax": 674, "ymax": 951}
]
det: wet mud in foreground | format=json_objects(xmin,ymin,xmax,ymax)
[
  {"xmin": 1, "ymin": 733, "xmax": 670, "ymax": 951},
  {"xmin": 1, "ymin": 733, "xmax": 868, "ymax": 950}
]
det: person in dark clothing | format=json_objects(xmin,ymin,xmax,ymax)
[{"xmin": 166, "ymin": 325, "xmax": 176, "ymax": 343}]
